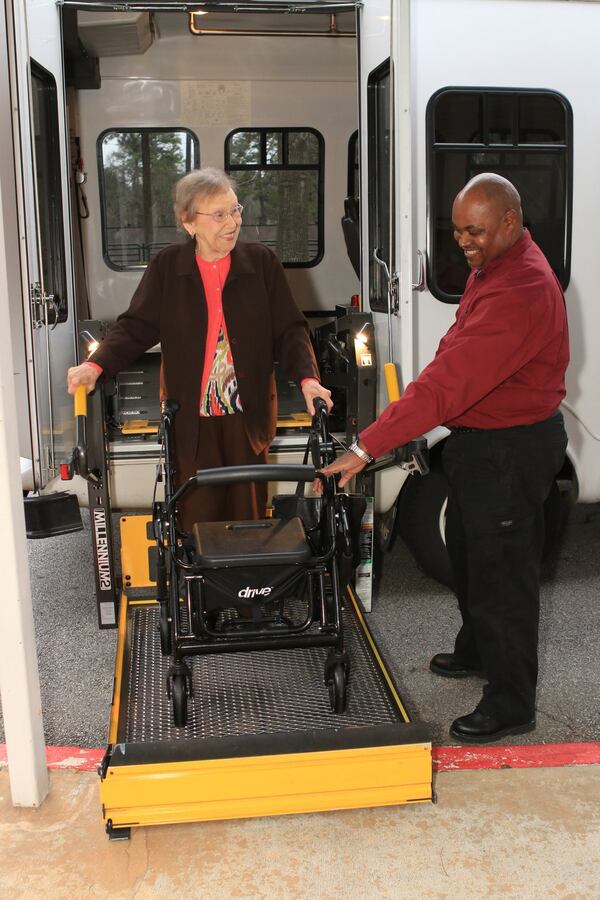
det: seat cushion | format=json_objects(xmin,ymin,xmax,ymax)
[{"xmin": 192, "ymin": 517, "xmax": 310, "ymax": 568}]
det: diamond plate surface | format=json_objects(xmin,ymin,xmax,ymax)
[{"xmin": 121, "ymin": 604, "xmax": 401, "ymax": 743}]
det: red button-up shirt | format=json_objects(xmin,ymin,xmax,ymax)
[{"xmin": 360, "ymin": 229, "xmax": 569, "ymax": 458}]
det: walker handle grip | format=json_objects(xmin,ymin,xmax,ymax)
[
  {"xmin": 193, "ymin": 464, "xmax": 316, "ymax": 487},
  {"xmin": 169, "ymin": 464, "xmax": 318, "ymax": 511}
]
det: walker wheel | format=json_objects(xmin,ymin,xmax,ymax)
[
  {"xmin": 158, "ymin": 604, "xmax": 172, "ymax": 655},
  {"xmin": 327, "ymin": 661, "xmax": 347, "ymax": 714},
  {"xmin": 171, "ymin": 673, "xmax": 188, "ymax": 728}
]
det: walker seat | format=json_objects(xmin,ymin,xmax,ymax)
[
  {"xmin": 192, "ymin": 517, "xmax": 310, "ymax": 568},
  {"xmin": 191, "ymin": 516, "xmax": 315, "ymax": 624}
]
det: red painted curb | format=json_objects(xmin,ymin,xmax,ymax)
[
  {"xmin": 432, "ymin": 742, "xmax": 600, "ymax": 771},
  {"xmin": 0, "ymin": 745, "xmax": 104, "ymax": 772},
  {"xmin": 2, "ymin": 742, "xmax": 599, "ymax": 773}
]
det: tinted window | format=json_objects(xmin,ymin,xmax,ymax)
[
  {"xmin": 31, "ymin": 61, "xmax": 68, "ymax": 322},
  {"xmin": 348, "ymin": 129, "xmax": 359, "ymax": 199},
  {"xmin": 98, "ymin": 128, "xmax": 199, "ymax": 270},
  {"xmin": 427, "ymin": 89, "xmax": 572, "ymax": 302},
  {"xmin": 225, "ymin": 127, "xmax": 324, "ymax": 267},
  {"xmin": 367, "ymin": 60, "xmax": 392, "ymax": 311}
]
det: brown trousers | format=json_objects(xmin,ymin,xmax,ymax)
[{"xmin": 174, "ymin": 413, "xmax": 268, "ymax": 531}]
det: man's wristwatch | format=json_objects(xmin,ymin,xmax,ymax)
[{"xmin": 349, "ymin": 441, "xmax": 373, "ymax": 464}]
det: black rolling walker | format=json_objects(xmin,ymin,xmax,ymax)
[{"xmin": 153, "ymin": 398, "xmax": 359, "ymax": 728}]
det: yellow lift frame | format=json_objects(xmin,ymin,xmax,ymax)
[{"xmin": 99, "ymin": 515, "xmax": 432, "ymax": 837}]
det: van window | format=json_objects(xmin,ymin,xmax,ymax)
[
  {"xmin": 31, "ymin": 61, "xmax": 68, "ymax": 322},
  {"xmin": 98, "ymin": 128, "xmax": 199, "ymax": 270},
  {"xmin": 225, "ymin": 128, "xmax": 324, "ymax": 267},
  {"xmin": 348, "ymin": 129, "xmax": 359, "ymax": 199},
  {"xmin": 427, "ymin": 88, "xmax": 572, "ymax": 302},
  {"xmin": 367, "ymin": 59, "xmax": 392, "ymax": 311},
  {"xmin": 342, "ymin": 130, "xmax": 361, "ymax": 279}
]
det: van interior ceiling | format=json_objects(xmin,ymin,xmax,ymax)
[{"xmin": 62, "ymin": 4, "xmax": 361, "ymax": 335}]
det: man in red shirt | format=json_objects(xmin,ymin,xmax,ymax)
[{"xmin": 321, "ymin": 173, "xmax": 569, "ymax": 743}]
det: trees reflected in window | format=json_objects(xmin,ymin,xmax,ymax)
[
  {"xmin": 98, "ymin": 128, "xmax": 199, "ymax": 270},
  {"xmin": 225, "ymin": 128, "xmax": 323, "ymax": 267}
]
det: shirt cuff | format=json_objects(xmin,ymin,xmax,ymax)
[
  {"xmin": 85, "ymin": 361, "xmax": 103, "ymax": 374},
  {"xmin": 357, "ymin": 426, "xmax": 379, "ymax": 459}
]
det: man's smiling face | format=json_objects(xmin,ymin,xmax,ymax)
[{"xmin": 452, "ymin": 191, "xmax": 518, "ymax": 270}]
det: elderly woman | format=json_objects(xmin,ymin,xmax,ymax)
[{"xmin": 67, "ymin": 167, "xmax": 331, "ymax": 528}]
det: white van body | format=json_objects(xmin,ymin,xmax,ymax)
[
  {"xmin": 363, "ymin": 0, "xmax": 597, "ymax": 513},
  {"xmin": 3, "ymin": 0, "xmax": 597, "ymax": 586}
]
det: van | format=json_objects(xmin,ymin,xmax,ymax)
[{"xmin": 3, "ymin": 0, "xmax": 594, "ymax": 599}]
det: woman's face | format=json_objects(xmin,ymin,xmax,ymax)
[{"xmin": 183, "ymin": 188, "xmax": 242, "ymax": 260}]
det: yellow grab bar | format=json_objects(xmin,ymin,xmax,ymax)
[
  {"xmin": 384, "ymin": 362, "xmax": 401, "ymax": 402},
  {"xmin": 74, "ymin": 384, "xmax": 88, "ymax": 418}
]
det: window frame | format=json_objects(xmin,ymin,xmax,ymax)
[
  {"xmin": 224, "ymin": 126, "xmax": 325, "ymax": 268},
  {"xmin": 97, "ymin": 126, "xmax": 200, "ymax": 272},
  {"xmin": 367, "ymin": 58, "xmax": 393, "ymax": 312},
  {"xmin": 426, "ymin": 86, "xmax": 573, "ymax": 303}
]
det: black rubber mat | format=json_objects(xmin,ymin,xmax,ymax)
[{"xmin": 120, "ymin": 603, "xmax": 404, "ymax": 744}]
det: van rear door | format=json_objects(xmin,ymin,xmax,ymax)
[{"xmin": 10, "ymin": 0, "xmax": 76, "ymax": 490}]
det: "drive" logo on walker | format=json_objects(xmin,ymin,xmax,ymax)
[{"xmin": 238, "ymin": 586, "xmax": 272, "ymax": 599}]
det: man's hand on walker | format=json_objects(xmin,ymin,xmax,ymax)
[
  {"xmin": 315, "ymin": 449, "xmax": 368, "ymax": 492},
  {"xmin": 301, "ymin": 379, "xmax": 333, "ymax": 416}
]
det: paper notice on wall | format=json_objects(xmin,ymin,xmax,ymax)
[{"xmin": 181, "ymin": 81, "xmax": 251, "ymax": 126}]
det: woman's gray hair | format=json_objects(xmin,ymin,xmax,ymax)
[{"xmin": 173, "ymin": 167, "xmax": 236, "ymax": 226}]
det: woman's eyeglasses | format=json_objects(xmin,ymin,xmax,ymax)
[{"xmin": 193, "ymin": 204, "xmax": 244, "ymax": 223}]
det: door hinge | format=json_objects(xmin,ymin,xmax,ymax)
[
  {"xmin": 45, "ymin": 443, "xmax": 55, "ymax": 474},
  {"xmin": 29, "ymin": 284, "xmax": 59, "ymax": 328},
  {"xmin": 373, "ymin": 249, "xmax": 400, "ymax": 315},
  {"xmin": 29, "ymin": 282, "xmax": 44, "ymax": 328},
  {"xmin": 389, "ymin": 272, "xmax": 400, "ymax": 314}
]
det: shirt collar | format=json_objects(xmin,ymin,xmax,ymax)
[
  {"xmin": 474, "ymin": 228, "xmax": 532, "ymax": 279},
  {"xmin": 195, "ymin": 253, "xmax": 230, "ymax": 276},
  {"xmin": 175, "ymin": 238, "xmax": 256, "ymax": 279}
]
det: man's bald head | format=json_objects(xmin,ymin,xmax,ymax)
[
  {"xmin": 457, "ymin": 173, "xmax": 523, "ymax": 223},
  {"xmin": 452, "ymin": 174, "xmax": 524, "ymax": 270}
]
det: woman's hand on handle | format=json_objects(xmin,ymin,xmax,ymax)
[
  {"xmin": 67, "ymin": 362, "xmax": 101, "ymax": 396},
  {"xmin": 301, "ymin": 379, "xmax": 333, "ymax": 416}
]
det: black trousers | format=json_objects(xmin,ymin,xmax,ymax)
[
  {"xmin": 442, "ymin": 412, "xmax": 567, "ymax": 722},
  {"xmin": 174, "ymin": 413, "xmax": 268, "ymax": 531}
]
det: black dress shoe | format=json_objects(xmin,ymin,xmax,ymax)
[
  {"xmin": 429, "ymin": 653, "xmax": 483, "ymax": 678},
  {"xmin": 450, "ymin": 709, "xmax": 536, "ymax": 744}
]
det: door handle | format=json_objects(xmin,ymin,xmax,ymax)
[
  {"xmin": 412, "ymin": 250, "xmax": 426, "ymax": 292},
  {"xmin": 44, "ymin": 292, "xmax": 59, "ymax": 330}
]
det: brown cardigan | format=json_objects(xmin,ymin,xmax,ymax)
[{"xmin": 90, "ymin": 239, "xmax": 320, "ymax": 458}]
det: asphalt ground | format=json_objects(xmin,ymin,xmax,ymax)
[
  {"xmin": 1, "ymin": 504, "xmax": 598, "ymax": 748},
  {"xmin": 370, "ymin": 502, "xmax": 600, "ymax": 745}
]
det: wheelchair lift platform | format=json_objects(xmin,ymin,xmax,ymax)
[{"xmin": 99, "ymin": 517, "xmax": 432, "ymax": 839}]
